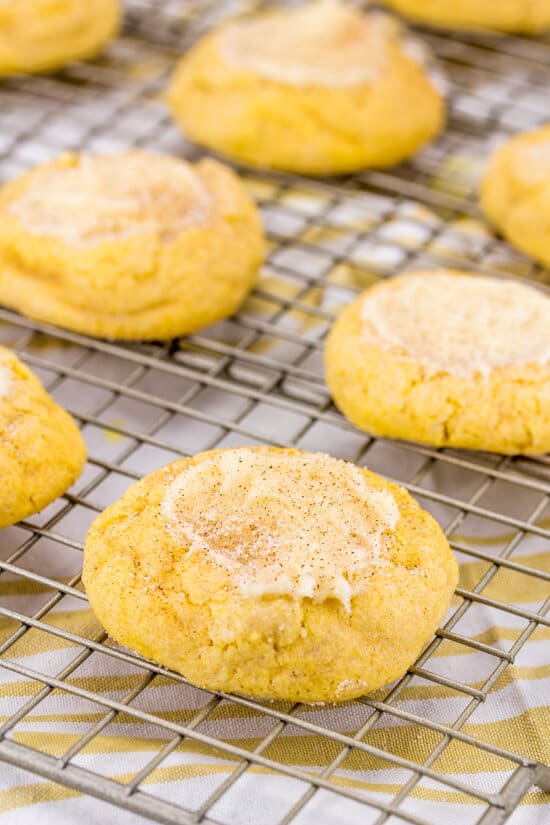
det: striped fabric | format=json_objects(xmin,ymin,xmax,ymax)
[{"xmin": 0, "ymin": 440, "xmax": 548, "ymax": 824}]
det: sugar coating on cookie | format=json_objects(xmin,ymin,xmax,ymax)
[
  {"xmin": 325, "ymin": 269, "xmax": 550, "ymax": 454},
  {"xmin": 360, "ymin": 271, "xmax": 550, "ymax": 378},
  {"xmin": 0, "ymin": 0, "xmax": 121, "ymax": 77},
  {"xmin": 0, "ymin": 151, "xmax": 264, "ymax": 339},
  {"xmin": 162, "ymin": 449, "xmax": 399, "ymax": 611},
  {"xmin": 168, "ymin": 0, "xmax": 444, "ymax": 175},
  {"xmin": 9, "ymin": 152, "xmax": 212, "ymax": 248},
  {"xmin": 83, "ymin": 446, "xmax": 457, "ymax": 702},
  {"xmin": 480, "ymin": 126, "xmax": 550, "ymax": 269},
  {"xmin": 0, "ymin": 345, "xmax": 86, "ymax": 528},
  {"xmin": 220, "ymin": 0, "xmax": 388, "ymax": 88},
  {"xmin": 508, "ymin": 137, "xmax": 550, "ymax": 187},
  {"xmin": 379, "ymin": 0, "xmax": 550, "ymax": 33}
]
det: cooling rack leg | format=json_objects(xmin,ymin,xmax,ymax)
[{"xmin": 476, "ymin": 763, "xmax": 550, "ymax": 825}]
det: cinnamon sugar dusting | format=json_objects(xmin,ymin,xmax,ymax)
[
  {"xmin": 161, "ymin": 449, "xmax": 399, "ymax": 611},
  {"xmin": 220, "ymin": 0, "xmax": 388, "ymax": 89},
  {"xmin": 360, "ymin": 271, "xmax": 550, "ymax": 378},
  {"xmin": 9, "ymin": 151, "xmax": 212, "ymax": 247}
]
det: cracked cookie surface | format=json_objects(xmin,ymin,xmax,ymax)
[
  {"xmin": 325, "ymin": 270, "xmax": 550, "ymax": 455},
  {"xmin": 380, "ymin": 0, "xmax": 550, "ymax": 32},
  {"xmin": 167, "ymin": 0, "xmax": 444, "ymax": 175},
  {"xmin": 83, "ymin": 446, "xmax": 457, "ymax": 702},
  {"xmin": 481, "ymin": 125, "xmax": 550, "ymax": 268},
  {"xmin": 0, "ymin": 0, "xmax": 120, "ymax": 76},
  {"xmin": 0, "ymin": 346, "xmax": 86, "ymax": 528},
  {"xmin": 0, "ymin": 151, "xmax": 265, "ymax": 340}
]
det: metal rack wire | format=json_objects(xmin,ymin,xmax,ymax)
[{"xmin": 0, "ymin": 2, "xmax": 549, "ymax": 823}]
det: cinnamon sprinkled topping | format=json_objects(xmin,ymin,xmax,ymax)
[
  {"xmin": 9, "ymin": 151, "xmax": 212, "ymax": 247},
  {"xmin": 360, "ymin": 271, "xmax": 550, "ymax": 378},
  {"xmin": 161, "ymin": 448, "xmax": 399, "ymax": 612},
  {"xmin": 220, "ymin": 0, "xmax": 388, "ymax": 89}
]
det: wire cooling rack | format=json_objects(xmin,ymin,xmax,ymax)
[{"xmin": 0, "ymin": 2, "xmax": 549, "ymax": 824}]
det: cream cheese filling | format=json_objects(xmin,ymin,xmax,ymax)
[
  {"xmin": 162, "ymin": 448, "xmax": 400, "ymax": 612},
  {"xmin": 9, "ymin": 151, "xmax": 212, "ymax": 247},
  {"xmin": 219, "ymin": 0, "xmax": 389, "ymax": 89},
  {"xmin": 360, "ymin": 271, "xmax": 550, "ymax": 378}
]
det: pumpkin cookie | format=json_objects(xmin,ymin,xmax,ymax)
[
  {"xmin": 83, "ymin": 446, "xmax": 457, "ymax": 703},
  {"xmin": 0, "ymin": 0, "xmax": 121, "ymax": 76},
  {"xmin": 168, "ymin": 0, "xmax": 445, "ymax": 175},
  {"xmin": 0, "ymin": 346, "xmax": 86, "ymax": 528},
  {"xmin": 0, "ymin": 151, "xmax": 264, "ymax": 340},
  {"xmin": 325, "ymin": 270, "xmax": 550, "ymax": 455},
  {"xmin": 481, "ymin": 125, "xmax": 550, "ymax": 268},
  {"xmin": 380, "ymin": 0, "xmax": 550, "ymax": 32}
]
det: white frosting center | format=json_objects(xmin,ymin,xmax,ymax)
[
  {"xmin": 162, "ymin": 448, "xmax": 399, "ymax": 612},
  {"xmin": 220, "ymin": 0, "xmax": 388, "ymax": 89},
  {"xmin": 9, "ymin": 152, "xmax": 212, "ymax": 247},
  {"xmin": 361, "ymin": 271, "xmax": 550, "ymax": 378}
]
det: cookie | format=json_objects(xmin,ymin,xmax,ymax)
[
  {"xmin": 0, "ymin": 151, "xmax": 265, "ymax": 340},
  {"xmin": 325, "ymin": 270, "xmax": 550, "ymax": 455},
  {"xmin": 380, "ymin": 0, "xmax": 550, "ymax": 33},
  {"xmin": 0, "ymin": 346, "xmax": 86, "ymax": 528},
  {"xmin": 0, "ymin": 0, "xmax": 120, "ymax": 76},
  {"xmin": 480, "ymin": 125, "xmax": 550, "ymax": 268},
  {"xmin": 83, "ymin": 446, "xmax": 457, "ymax": 703},
  {"xmin": 167, "ymin": 0, "xmax": 445, "ymax": 175}
]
